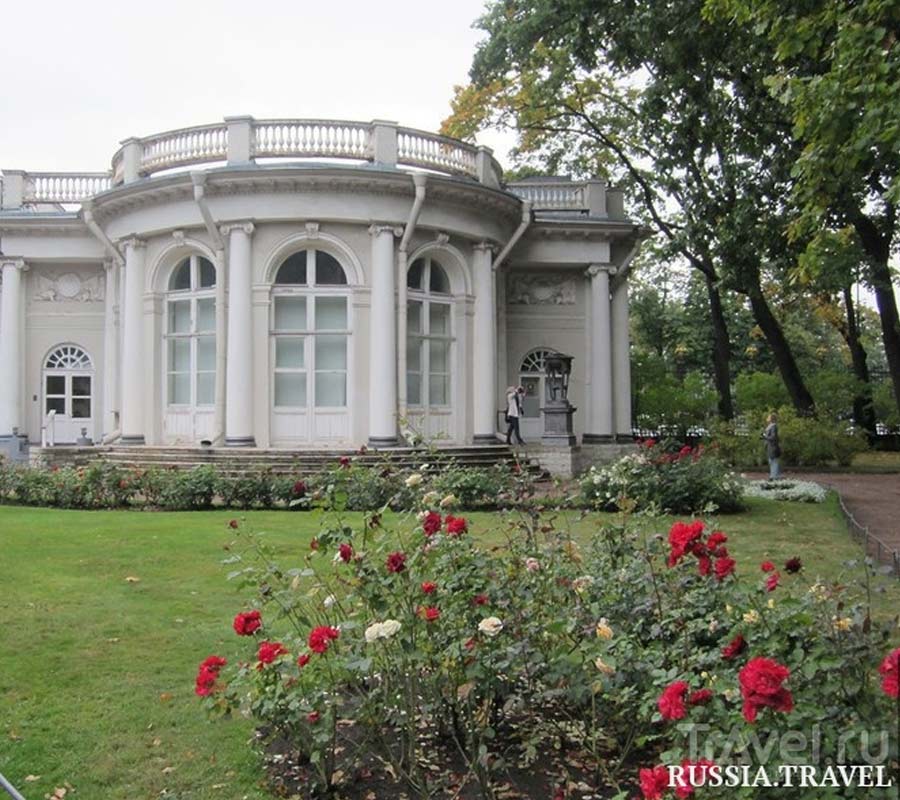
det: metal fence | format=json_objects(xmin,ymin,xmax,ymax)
[{"xmin": 834, "ymin": 490, "xmax": 900, "ymax": 578}]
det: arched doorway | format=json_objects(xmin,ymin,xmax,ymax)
[
  {"xmin": 43, "ymin": 344, "xmax": 95, "ymax": 443},
  {"xmin": 518, "ymin": 348, "xmax": 553, "ymax": 441}
]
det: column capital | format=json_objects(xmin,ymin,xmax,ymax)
[
  {"xmin": 473, "ymin": 240, "xmax": 496, "ymax": 255},
  {"xmin": 103, "ymin": 258, "xmax": 117, "ymax": 272},
  {"xmin": 586, "ymin": 263, "xmax": 616, "ymax": 279},
  {"xmin": 120, "ymin": 237, "xmax": 146, "ymax": 251},
  {"xmin": 219, "ymin": 221, "xmax": 255, "ymax": 237},
  {"xmin": 0, "ymin": 257, "xmax": 27, "ymax": 272},
  {"xmin": 368, "ymin": 223, "xmax": 403, "ymax": 238}
]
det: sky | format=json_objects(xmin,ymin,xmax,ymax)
[{"xmin": 1, "ymin": 0, "xmax": 510, "ymax": 172}]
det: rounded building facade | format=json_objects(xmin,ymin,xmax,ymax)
[{"xmin": 0, "ymin": 117, "xmax": 642, "ymax": 452}]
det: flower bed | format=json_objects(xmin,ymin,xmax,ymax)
[
  {"xmin": 743, "ymin": 479, "xmax": 828, "ymax": 503},
  {"xmin": 580, "ymin": 440, "xmax": 745, "ymax": 514},
  {"xmin": 0, "ymin": 457, "xmax": 531, "ymax": 512},
  {"xmin": 196, "ymin": 497, "xmax": 899, "ymax": 799}
]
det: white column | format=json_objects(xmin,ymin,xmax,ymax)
[
  {"xmin": 584, "ymin": 264, "xmax": 614, "ymax": 442},
  {"xmin": 223, "ymin": 222, "xmax": 256, "ymax": 447},
  {"xmin": 472, "ymin": 242, "xmax": 497, "ymax": 442},
  {"xmin": 0, "ymin": 259, "xmax": 27, "ymax": 438},
  {"xmin": 368, "ymin": 224, "xmax": 399, "ymax": 446},
  {"xmin": 102, "ymin": 260, "xmax": 120, "ymax": 437},
  {"xmin": 120, "ymin": 239, "xmax": 146, "ymax": 444},
  {"xmin": 611, "ymin": 279, "xmax": 633, "ymax": 440}
]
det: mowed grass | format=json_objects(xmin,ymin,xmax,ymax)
[{"xmin": 1, "ymin": 496, "xmax": 898, "ymax": 799}]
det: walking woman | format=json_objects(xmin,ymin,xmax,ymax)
[{"xmin": 506, "ymin": 386, "xmax": 526, "ymax": 445}]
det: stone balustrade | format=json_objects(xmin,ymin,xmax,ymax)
[{"xmin": 1, "ymin": 118, "xmax": 618, "ymax": 215}]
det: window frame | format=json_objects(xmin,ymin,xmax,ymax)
[{"xmin": 407, "ymin": 256, "xmax": 453, "ymax": 409}]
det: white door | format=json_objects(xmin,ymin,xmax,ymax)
[{"xmin": 43, "ymin": 345, "xmax": 95, "ymax": 443}]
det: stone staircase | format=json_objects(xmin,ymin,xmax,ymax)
[{"xmin": 32, "ymin": 443, "xmax": 547, "ymax": 478}]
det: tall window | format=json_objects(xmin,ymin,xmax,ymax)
[
  {"xmin": 519, "ymin": 349, "xmax": 553, "ymax": 418},
  {"xmin": 407, "ymin": 256, "xmax": 452, "ymax": 407},
  {"xmin": 271, "ymin": 249, "xmax": 350, "ymax": 410},
  {"xmin": 165, "ymin": 255, "xmax": 216, "ymax": 407}
]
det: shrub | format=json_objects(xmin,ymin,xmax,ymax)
[
  {"xmin": 430, "ymin": 464, "xmax": 520, "ymax": 508},
  {"xmin": 198, "ymin": 508, "xmax": 899, "ymax": 799},
  {"xmin": 744, "ymin": 479, "xmax": 828, "ymax": 503},
  {"xmin": 734, "ymin": 371, "xmax": 790, "ymax": 414},
  {"xmin": 580, "ymin": 441, "xmax": 744, "ymax": 514}
]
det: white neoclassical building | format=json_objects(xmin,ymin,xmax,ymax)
[{"xmin": 0, "ymin": 116, "xmax": 642, "ymax": 458}]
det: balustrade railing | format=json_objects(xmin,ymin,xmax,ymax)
[
  {"xmin": 507, "ymin": 180, "xmax": 587, "ymax": 210},
  {"xmin": 397, "ymin": 127, "xmax": 478, "ymax": 177},
  {"xmin": 3, "ymin": 117, "xmax": 512, "ymax": 210},
  {"xmin": 253, "ymin": 119, "xmax": 370, "ymax": 159},
  {"xmin": 138, "ymin": 123, "xmax": 228, "ymax": 173}
]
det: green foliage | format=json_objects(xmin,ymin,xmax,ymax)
[
  {"xmin": 712, "ymin": 409, "xmax": 869, "ymax": 468},
  {"xmin": 734, "ymin": 372, "xmax": 790, "ymax": 414},
  {"xmin": 430, "ymin": 465, "xmax": 521, "ymax": 509},
  {"xmin": 873, "ymin": 380, "xmax": 900, "ymax": 430},
  {"xmin": 580, "ymin": 442, "xmax": 744, "ymax": 514},
  {"xmin": 633, "ymin": 363, "xmax": 717, "ymax": 433}
]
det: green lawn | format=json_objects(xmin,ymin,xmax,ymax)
[{"xmin": 1, "ymin": 497, "xmax": 897, "ymax": 799}]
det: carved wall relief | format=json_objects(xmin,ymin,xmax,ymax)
[{"xmin": 507, "ymin": 274, "xmax": 576, "ymax": 305}]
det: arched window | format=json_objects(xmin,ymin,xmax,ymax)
[
  {"xmin": 519, "ymin": 348, "xmax": 554, "ymax": 419},
  {"xmin": 165, "ymin": 255, "xmax": 216, "ymax": 407},
  {"xmin": 271, "ymin": 249, "xmax": 351, "ymax": 411},
  {"xmin": 407, "ymin": 256, "xmax": 452, "ymax": 407}
]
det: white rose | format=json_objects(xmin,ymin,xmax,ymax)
[
  {"xmin": 323, "ymin": 594, "xmax": 336, "ymax": 609},
  {"xmin": 439, "ymin": 494, "xmax": 457, "ymax": 508},
  {"xmin": 405, "ymin": 473, "xmax": 424, "ymax": 487},
  {"xmin": 478, "ymin": 617, "xmax": 503, "ymax": 637},
  {"xmin": 380, "ymin": 619, "xmax": 402, "ymax": 638},
  {"xmin": 422, "ymin": 491, "xmax": 440, "ymax": 506},
  {"xmin": 364, "ymin": 622, "xmax": 382, "ymax": 643}
]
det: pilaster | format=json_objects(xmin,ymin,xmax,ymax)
[{"xmin": 0, "ymin": 259, "xmax": 28, "ymax": 438}]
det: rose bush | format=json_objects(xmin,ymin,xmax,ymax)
[
  {"xmin": 197, "ymin": 492, "xmax": 898, "ymax": 799},
  {"xmin": 580, "ymin": 440, "xmax": 744, "ymax": 514}
]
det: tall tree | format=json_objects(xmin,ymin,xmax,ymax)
[
  {"xmin": 444, "ymin": 0, "xmax": 817, "ymax": 415},
  {"xmin": 707, "ymin": 0, "xmax": 900, "ymax": 417}
]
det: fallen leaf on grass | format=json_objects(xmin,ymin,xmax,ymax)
[
  {"xmin": 106, "ymin": 638, "xmax": 120, "ymax": 644},
  {"xmin": 124, "ymin": 576, "xmax": 141, "ymax": 583},
  {"xmin": 24, "ymin": 775, "xmax": 41, "ymax": 782},
  {"xmin": 159, "ymin": 692, "xmax": 173, "ymax": 703},
  {"xmin": 151, "ymin": 737, "xmax": 162, "ymax": 747},
  {"xmin": 8, "ymin": 730, "xmax": 22, "ymax": 741},
  {"xmin": 46, "ymin": 788, "xmax": 66, "ymax": 799},
  {"xmin": 161, "ymin": 766, "xmax": 175, "ymax": 774}
]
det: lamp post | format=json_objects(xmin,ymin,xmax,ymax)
[{"xmin": 541, "ymin": 351, "xmax": 577, "ymax": 446}]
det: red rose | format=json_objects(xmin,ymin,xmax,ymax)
[
  {"xmin": 785, "ymin": 557, "xmax": 803, "ymax": 574},
  {"xmin": 310, "ymin": 538, "xmax": 319, "ymax": 551},
  {"xmin": 697, "ymin": 555, "xmax": 712, "ymax": 577},
  {"xmin": 765, "ymin": 572, "xmax": 780, "ymax": 592},
  {"xmin": 419, "ymin": 606, "xmax": 440, "ymax": 622},
  {"xmin": 293, "ymin": 480, "xmax": 306, "ymax": 496},
  {"xmin": 257, "ymin": 641, "xmax": 288, "ymax": 666},
  {"xmin": 297, "ymin": 653, "xmax": 310, "ymax": 668},
  {"xmin": 761, "ymin": 561, "xmax": 775, "ymax": 573},
  {"xmin": 421, "ymin": 581, "xmax": 437, "ymax": 594},
  {"xmin": 233, "ymin": 610, "xmax": 262, "ymax": 636},
  {"xmin": 308, "ymin": 626, "xmax": 340, "ymax": 654},
  {"xmin": 464, "ymin": 637, "xmax": 477, "ymax": 651},
  {"xmin": 386, "ymin": 551, "xmax": 407, "ymax": 573},
  {"xmin": 658, "ymin": 680, "xmax": 689, "ymax": 721},
  {"xmin": 228, "ymin": 519, "xmax": 239, "ymax": 529},
  {"xmin": 472, "ymin": 593, "xmax": 489, "ymax": 606},
  {"xmin": 706, "ymin": 531, "xmax": 728, "ymax": 556},
  {"xmin": 688, "ymin": 688, "xmax": 713, "ymax": 706},
  {"xmin": 307, "ymin": 710, "xmax": 320, "ymax": 724},
  {"xmin": 674, "ymin": 759, "xmax": 717, "ymax": 798},
  {"xmin": 677, "ymin": 444, "xmax": 693, "ymax": 460},
  {"xmin": 639, "ymin": 765, "xmax": 669, "ymax": 800},
  {"xmin": 878, "ymin": 648, "xmax": 899, "ymax": 698},
  {"xmin": 445, "ymin": 515, "xmax": 468, "ymax": 536},
  {"xmin": 667, "ymin": 521, "xmax": 705, "ymax": 567},
  {"xmin": 422, "ymin": 511, "xmax": 442, "ymax": 536},
  {"xmin": 339, "ymin": 543, "xmax": 354, "ymax": 563},
  {"xmin": 721, "ymin": 634, "xmax": 747, "ymax": 660},
  {"xmin": 195, "ymin": 655, "xmax": 227, "ymax": 696},
  {"xmin": 339, "ymin": 456, "xmax": 351, "ymax": 468},
  {"xmin": 714, "ymin": 556, "xmax": 736, "ymax": 581},
  {"xmin": 739, "ymin": 657, "xmax": 793, "ymax": 723},
  {"xmin": 642, "ymin": 438, "xmax": 657, "ymax": 448}
]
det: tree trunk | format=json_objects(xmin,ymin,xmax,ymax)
[
  {"xmin": 869, "ymin": 260, "xmax": 900, "ymax": 420},
  {"xmin": 745, "ymin": 276, "xmax": 816, "ymax": 415},
  {"xmin": 704, "ymin": 275, "xmax": 734, "ymax": 419},
  {"xmin": 841, "ymin": 285, "xmax": 878, "ymax": 436},
  {"xmin": 851, "ymin": 212, "xmax": 900, "ymax": 420}
]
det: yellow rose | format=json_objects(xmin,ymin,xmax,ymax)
[
  {"xmin": 595, "ymin": 618, "xmax": 614, "ymax": 640},
  {"xmin": 594, "ymin": 657, "xmax": 615, "ymax": 676}
]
